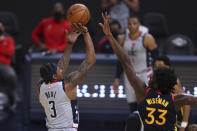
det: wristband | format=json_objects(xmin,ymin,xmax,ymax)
[{"xmin": 181, "ymin": 121, "xmax": 188, "ymax": 128}]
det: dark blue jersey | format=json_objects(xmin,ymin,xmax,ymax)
[
  {"xmin": 138, "ymin": 88, "xmax": 177, "ymax": 131},
  {"xmin": 176, "ymin": 107, "xmax": 183, "ymax": 127}
]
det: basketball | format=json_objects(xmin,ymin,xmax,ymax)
[{"xmin": 67, "ymin": 4, "xmax": 90, "ymax": 25}]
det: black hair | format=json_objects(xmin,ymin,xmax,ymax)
[
  {"xmin": 152, "ymin": 68, "xmax": 177, "ymax": 95},
  {"xmin": 40, "ymin": 63, "xmax": 55, "ymax": 83},
  {"xmin": 129, "ymin": 14, "xmax": 141, "ymax": 23},
  {"xmin": 110, "ymin": 20, "xmax": 121, "ymax": 29},
  {"xmin": 153, "ymin": 56, "xmax": 171, "ymax": 67}
]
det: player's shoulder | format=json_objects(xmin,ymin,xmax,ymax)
[{"xmin": 144, "ymin": 33, "xmax": 153, "ymax": 39}]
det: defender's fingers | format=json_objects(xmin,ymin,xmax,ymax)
[
  {"xmin": 102, "ymin": 13, "xmax": 105, "ymax": 20},
  {"xmin": 98, "ymin": 23, "xmax": 104, "ymax": 29},
  {"xmin": 105, "ymin": 12, "xmax": 108, "ymax": 17}
]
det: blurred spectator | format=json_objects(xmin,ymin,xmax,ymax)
[
  {"xmin": 0, "ymin": 21, "xmax": 17, "ymax": 123},
  {"xmin": 97, "ymin": 20, "xmax": 121, "ymax": 54},
  {"xmin": 0, "ymin": 21, "xmax": 17, "ymax": 90},
  {"xmin": 31, "ymin": 3, "xmax": 70, "ymax": 54},
  {"xmin": 101, "ymin": 0, "xmax": 139, "ymax": 33},
  {"xmin": 0, "ymin": 22, "xmax": 15, "ymax": 66}
]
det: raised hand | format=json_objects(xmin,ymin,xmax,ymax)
[
  {"xmin": 99, "ymin": 12, "xmax": 112, "ymax": 36},
  {"xmin": 67, "ymin": 23, "xmax": 88, "ymax": 44},
  {"xmin": 72, "ymin": 23, "xmax": 88, "ymax": 34}
]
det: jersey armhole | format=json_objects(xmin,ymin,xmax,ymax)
[
  {"xmin": 145, "ymin": 88, "xmax": 151, "ymax": 97},
  {"xmin": 170, "ymin": 93, "xmax": 174, "ymax": 102},
  {"xmin": 62, "ymin": 80, "xmax": 66, "ymax": 92},
  {"xmin": 142, "ymin": 33, "xmax": 148, "ymax": 49}
]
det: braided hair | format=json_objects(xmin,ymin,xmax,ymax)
[{"xmin": 40, "ymin": 63, "xmax": 57, "ymax": 83}]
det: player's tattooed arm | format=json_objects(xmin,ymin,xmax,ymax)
[
  {"xmin": 99, "ymin": 12, "xmax": 146, "ymax": 103},
  {"xmin": 57, "ymin": 24, "xmax": 81, "ymax": 75},
  {"xmin": 65, "ymin": 60, "xmax": 92, "ymax": 88},
  {"xmin": 65, "ymin": 24, "xmax": 96, "ymax": 88},
  {"xmin": 57, "ymin": 43, "xmax": 73, "ymax": 75}
]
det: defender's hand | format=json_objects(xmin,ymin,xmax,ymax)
[{"xmin": 99, "ymin": 12, "xmax": 112, "ymax": 36}]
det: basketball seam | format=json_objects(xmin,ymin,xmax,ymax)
[
  {"xmin": 68, "ymin": 9, "xmax": 86, "ymax": 19},
  {"xmin": 86, "ymin": 9, "xmax": 90, "ymax": 24},
  {"xmin": 80, "ymin": 10, "xmax": 86, "ymax": 25}
]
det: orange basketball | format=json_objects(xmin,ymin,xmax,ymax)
[{"xmin": 67, "ymin": 4, "xmax": 90, "ymax": 25}]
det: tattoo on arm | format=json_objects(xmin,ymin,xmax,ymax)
[
  {"xmin": 57, "ymin": 44, "xmax": 73, "ymax": 74},
  {"xmin": 65, "ymin": 60, "xmax": 92, "ymax": 88}
]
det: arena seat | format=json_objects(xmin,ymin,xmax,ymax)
[
  {"xmin": 163, "ymin": 34, "xmax": 194, "ymax": 55},
  {"xmin": 0, "ymin": 11, "xmax": 24, "ymax": 73},
  {"xmin": 143, "ymin": 12, "xmax": 169, "ymax": 54}
]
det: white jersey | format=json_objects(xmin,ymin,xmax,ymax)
[
  {"xmin": 123, "ymin": 29, "xmax": 152, "ymax": 103},
  {"xmin": 39, "ymin": 81, "xmax": 79, "ymax": 130},
  {"xmin": 123, "ymin": 29, "xmax": 152, "ymax": 73}
]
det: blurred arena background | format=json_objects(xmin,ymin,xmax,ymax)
[{"xmin": 0, "ymin": 0, "xmax": 197, "ymax": 131}]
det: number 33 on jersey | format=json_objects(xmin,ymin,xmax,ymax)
[{"xmin": 138, "ymin": 88, "xmax": 177, "ymax": 131}]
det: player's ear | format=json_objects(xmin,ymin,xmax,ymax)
[{"xmin": 52, "ymin": 74, "xmax": 58, "ymax": 81}]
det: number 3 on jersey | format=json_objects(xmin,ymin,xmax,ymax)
[
  {"xmin": 49, "ymin": 101, "xmax": 57, "ymax": 118},
  {"xmin": 145, "ymin": 107, "xmax": 167, "ymax": 125}
]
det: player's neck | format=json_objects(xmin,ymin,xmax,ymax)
[{"xmin": 129, "ymin": 30, "xmax": 141, "ymax": 40}]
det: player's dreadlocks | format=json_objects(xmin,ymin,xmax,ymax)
[
  {"xmin": 40, "ymin": 63, "xmax": 57, "ymax": 83},
  {"xmin": 152, "ymin": 67, "xmax": 177, "ymax": 95}
]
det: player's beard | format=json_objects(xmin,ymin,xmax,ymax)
[{"xmin": 54, "ymin": 12, "xmax": 64, "ymax": 21}]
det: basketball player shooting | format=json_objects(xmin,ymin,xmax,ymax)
[
  {"xmin": 99, "ymin": 12, "xmax": 197, "ymax": 130},
  {"xmin": 35, "ymin": 23, "xmax": 96, "ymax": 131}
]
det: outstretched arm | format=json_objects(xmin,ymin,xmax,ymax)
[
  {"xmin": 99, "ymin": 13, "xmax": 146, "ymax": 103},
  {"xmin": 174, "ymin": 93, "xmax": 197, "ymax": 106},
  {"xmin": 56, "ymin": 27, "xmax": 81, "ymax": 79},
  {"xmin": 65, "ymin": 24, "xmax": 96, "ymax": 92},
  {"xmin": 56, "ymin": 43, "xmax": 73, "ymax": 77}
]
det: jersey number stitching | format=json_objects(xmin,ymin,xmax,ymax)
[
  {"xmin": 145, "ymin": 107, "xmax": 167, "ymax": 125},
  {"xmin": 49, "ymin": 101, "xmax": 57, "ymax": 118}
]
